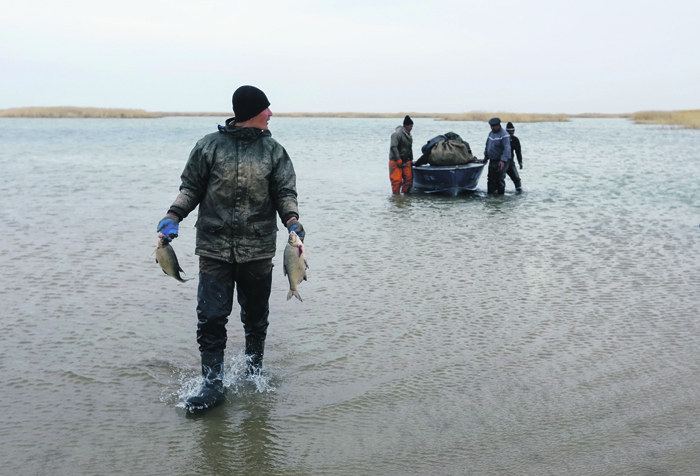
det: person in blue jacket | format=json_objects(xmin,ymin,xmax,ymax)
[{"xmin": 483, "ymin": 117, "xmax": 511, "ymax": 194}]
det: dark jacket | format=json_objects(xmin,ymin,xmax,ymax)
[
  {"xmin": 510, "ymin": 135, "xmax": 522, "ymax": 165},
  {"xmin": 420, "ymin": 132, "xmax": 471, "ymax": 155},
  {"xmin": 415, "ymin": 132, "xmax": 473, "ymax": 166},
  {"xmin": 484, "ymin": 128, "xmax": 511, "ymax": 163},
  {"xmin": 389, "ymin": 126, "xmax": 413, "ymax": 162},
  {"xmin": 169, "ymin": 119, "xmax": 299, "ymax": 263}
]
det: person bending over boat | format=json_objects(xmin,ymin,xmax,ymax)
[
  {"xmin": 505, "ymin": 122, "xmax": 523, "ymax": 192},
  {"xmin": 483, "ymin": 117, "xmax": 511, "ymax": 195},
  {"xmin": 389, "ymin": 115, "xmax": 414, "ymax": 194},
  {"xmin": 156, "ymin": 85, "xmax": 304, "ymax": 411}
]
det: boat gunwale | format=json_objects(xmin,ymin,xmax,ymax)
[{"xmin": 412, "ymin": 162, "xmax": 486, "ymax": 171}]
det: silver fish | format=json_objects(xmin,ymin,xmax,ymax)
[
  {"xmin": 283, "ymin": 231, "xmax": 308, "ymax": 301},
  {"xmin": 155, "ymin": 234, "xmax": 192, "ymax": 283}
]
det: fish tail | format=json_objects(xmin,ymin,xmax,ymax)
[{"xmin": 287, "ymin": 289, "xmax": 303, "ymax": 302}]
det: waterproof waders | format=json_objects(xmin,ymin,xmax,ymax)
[
  {"xmin": 186, "ymin": 351, "xmax": 226, "ymax": 410},
  {"xmin": 487, "ymin": 160, "xmax": 507, "ymax": 194},
  {"xmin": 186, "ymin": 259, "xmax": 272, "ymax": 410}
]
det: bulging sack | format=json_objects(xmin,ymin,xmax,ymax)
[{"xmin": 429, "ymin": 140, "xmax": 476, "ymax": 166}]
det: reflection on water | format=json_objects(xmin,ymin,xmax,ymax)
[
  {"xmin": 191, "ymin": 393, "xmax": 284, "ymax": 476},
  {"xmin": 0, "ymin": 117, "xmax": 699, "ymax": 475}
]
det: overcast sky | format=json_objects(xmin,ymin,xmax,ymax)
[{"xmin": 1, "ymin": 0, "xmax": 698, "ymax": 114}]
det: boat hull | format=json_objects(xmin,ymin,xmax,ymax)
[{"xmin": 412, "ymin": 163, "xmax": 485, "ymax": 194}]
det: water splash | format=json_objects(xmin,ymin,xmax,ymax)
[{"xmin": 168, "ymin": 350, "xmax": 276, "ymax": 409}]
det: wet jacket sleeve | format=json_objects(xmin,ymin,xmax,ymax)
[
  {"xmin": 270, "ymin": 145, "xmax": 299, "ymax": 224},
  {"xmin": 389, "ymin": 132, "xmax": 401, "ymax": 161},
  {"xmin": 511, "ymin": 137, "xmax": 522, "ymax": 165},
  {"xmin": 501, "ymin": 135, "xmax": 511, "ymax": 163},
  {"xmin": 169, "ymin": 140, "xmax": 212, "ymax": 219}
]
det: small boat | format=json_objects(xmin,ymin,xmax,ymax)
[{"xmin": 412, "ymin": 162, "xmax": 486, "ymax": 194}]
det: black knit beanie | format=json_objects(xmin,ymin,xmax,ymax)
[
  {"xmin": 232, "ymin": 85, "xmax": 270, "ymax": 123},
  {"xmin": 403, "ymin": 115, "xmax": 413, "ymax": 126},
  {"xmin": 506, "ymin": 122, "xmax": 515, "ymax": 130}
]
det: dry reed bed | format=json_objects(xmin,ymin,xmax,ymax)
[
  {"xmin": 630, "ymin": 110, "xmax": 700, "ymax": 129},
  {"xmin": 275, "ymin": 112, "xmax": 570, "ymax": 123},
  {"xmin": 0, "ymin": 107, "xmax": 568, "ymax": 123},
  {"xmin": 2, "ymin": 107, "xmax": 699, "ymax": 128},
  {"xmin": 0, "ymin": 106, "xmax": 160, "ymax": 118}
]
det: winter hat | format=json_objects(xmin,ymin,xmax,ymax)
[
  {"xmin": 506, "ymin": 122, "xmax": 515, "ymax": 130},
  {"xmin": 488, "ymin": 117, "xmax": 501, "ymax": 126},
  {"xmin": 232, "ymin": 85, "xmax": 270, "ymax": 122},
  {"xmin": 403, "ymin": 115, "xmax": 414, "ymax": 126}
]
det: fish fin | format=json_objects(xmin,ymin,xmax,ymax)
[
  {"xmin": 303, "ymin": 275, "xmax": 307, "ymax": 281},
  {"xmin": 287, "ymin": 289, "xmax": 303, "ymax": 302},
  {"xmin": 304, "ymin": 260, "xmax": 309, "ymax": 270},
  {"xmin": 283, "ymin": 264, "xmax": 288, "ymax": 276},
  {"xmin": 162, "ymin": 270, "xmax": 169, "ymax": 275}
]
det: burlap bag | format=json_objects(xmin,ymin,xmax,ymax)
[{"xmin": 429, "ymin": 140, "xmax": 476, "ymax": 166}]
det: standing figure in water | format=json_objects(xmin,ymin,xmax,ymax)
[
  {"xmin": 483, "ymin": 117, "xmax": 511, "ymax": 195},
  {"xmin": 156, "ymin": 85, "xmax": 304, "ymax": 411},
  {"xmin": 389, "ymin": 115, "xmax": 414, "ymax": 194},
  {"xmin": 505, "ymin": 122, "xmax": 523, "ymax": 192}
]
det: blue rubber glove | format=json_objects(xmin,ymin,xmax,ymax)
[
  {"xmin": 286, "ymin": 219, "xmax": 305, "ymax": 242},
  {"xmin": 157, "ymin": 213, "xmax": 180, "ymax": 240}
]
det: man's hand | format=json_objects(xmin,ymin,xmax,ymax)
[
  {"xmin": 499, "ymin": 161, "xmax": 506, "ymax": 170},
  {"xmin": 519, "ymin": 163, "xmax": 523, "ymax": 170},
  {"xmin": 157, "ymin": 213, "xmax": 181, "ymax": 240},
  {"xmin": 286, "ymin": 218, "xmax": 305, "ymax": 242}
]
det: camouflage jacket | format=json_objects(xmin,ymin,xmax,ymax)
[
  {"xmin": 169, "ymin": 119, "xmax": 299, "ymax": 263},
  {"xmin": 389, "ymin": 126, "xmax": 413, "ymax": 162}
]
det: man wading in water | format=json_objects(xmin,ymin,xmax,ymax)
[
  {"xmin": 157, "ymin": 85, "xmax": 304, "ymax": 411},
  {"xmin": 483, "ymin": 117, "xmax": 511, "ymax": 195},
  {"xmin": 388, "ymin": 115, "xmax": 414, "ymax": 194},
  {"xmin": 505, "ymin": 121, "xmax": 523, "ymax": 192}
]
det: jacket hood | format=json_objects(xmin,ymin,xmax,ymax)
[{"xmin": 395, "ymin": 125, "xmax": 411, "ymax": 137}]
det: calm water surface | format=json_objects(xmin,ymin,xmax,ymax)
[{"xmin": 1, "ymin": 117, "xmax": 699, "ymax": 475}]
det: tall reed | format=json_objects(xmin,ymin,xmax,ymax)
[
  {"xmin": 630, "ymin": 110, "xmax": 700, "ymax": 129},
  {"xmin": 436, "ymin": 112, "xmax": 569, "ymax": 123},
  {"xmin": 275, "ymin": 111, "xmax": 569, "ymax": 122},
  {"xmin": 3, "ymin": 107, "xmax": 698, "ymax": 128},
  {"xmin": 0, "ymin": 107, "xmax": 160, "ymax": 118}
]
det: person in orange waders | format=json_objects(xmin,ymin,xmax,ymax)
[{"xmin": 389, "ymin": 115, "xmax": 414, "ymax": 194}]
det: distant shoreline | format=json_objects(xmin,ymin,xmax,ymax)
[{"xmin": 0, "ymin": 106, "xmax": 697, "ymax": 128}]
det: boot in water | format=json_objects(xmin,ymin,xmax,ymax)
[
  {"xmin": 245, "ymin": 337, "xmax": 265, "ymax": 377},
  {"xmin": 186, "ymin": 352, "xmax": 226, "ymax": 411}
]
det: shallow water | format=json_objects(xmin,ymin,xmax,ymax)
[{"xmin": 1, "ymin": 116, "xmax": 699, "ymax": 475}]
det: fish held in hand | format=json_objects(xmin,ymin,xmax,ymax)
[
  {"xmin": 283, "ymin": 231, "xmax": 308, "ymax": 301},
  {"xmin": 155, "ymin": 234, "xmax": 192, "ymax": 283}
]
